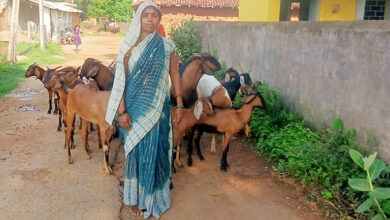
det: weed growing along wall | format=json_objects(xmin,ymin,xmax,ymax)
[{"xmin": 195, "ymin": 21, "xmax": 390, "ymax": 162}]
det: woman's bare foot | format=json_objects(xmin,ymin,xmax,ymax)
[{"xmin": 131, "ymin": 206, "xmax": 143, "ymax": 216}]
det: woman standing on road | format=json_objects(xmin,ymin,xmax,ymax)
[{"xmin": 105, "ymin": 2, "xmax": 183, "ymax": 219}]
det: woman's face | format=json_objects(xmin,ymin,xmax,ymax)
[{"xmin": 141, "ymin": 7, "xmax": 161, "ymax": 34}]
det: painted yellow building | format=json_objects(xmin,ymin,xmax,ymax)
[
  {"xmin": 239, "ymin": 0, "xmax": 389, "ymax": 22},
  {"xmin": 239, "ymin": 0, "xmax": 281, "ymax": 22},
  {"xmin": 318, "ymin": 0, "xmax": 357, "ymax": 21}
]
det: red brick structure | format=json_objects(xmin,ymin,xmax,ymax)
[{"xmin": 131, "ymin": 0, "xmax": 239, "ymax": 36}]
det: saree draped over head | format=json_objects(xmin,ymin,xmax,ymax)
[{"xmin": 105, "ymin": 2, "xmax": 175, "ymax": 219}]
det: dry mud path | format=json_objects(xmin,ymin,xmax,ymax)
[{"xmin": 0, "ymin": 34, "xmax": 326, "ymax": 220}]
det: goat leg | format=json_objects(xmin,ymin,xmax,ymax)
[
  {"xmin": 175, "ymin": 140, "xmax": 184, "ymax": 168},
  {"xmin": 70, "ymin": 115, "xmax": 76, "ymax": 149},
  {"xmin": 221, "ymin": 144, "xmax": 230, "ymax": 171},
  {"xmin": 210, "ymin": 133, "xmax": 216, "ymax": 153},
  {"xmin": 65, "ymin": 113, "xmax": 75, "ymax": 164},
  {"xmin": 194, "ymin": 129, "xmax": 205, "ymax": 161},
  {"xmin": 186, "ymin": 130, "xmax": 194, "ymax": 166},
  {"xmin": 81, "ymin": 119, "xmax": 91, "ymax": 159},
  {"xmin": 100, "ymin": 129, "xmax": 112, "ymax": 174},
  {"xmin": 220, "ymin": 134, "xmax": 232, "ymax": 171},
  {"xmin": 90, "ymin": 123, "xmax": 95, "ymax": 132},
  {"xmin": 57, "ymin": 110, "xmax": 62, "ymax": 132},
  {"xmin": 53, "ymin": 93, "xmax": 59, "ymax": 115},
  {"xmin": 97, "ymin": 125, "xmax": 102, "ymax": 149},
  {"xmin": 47, "ymin": 91, "xmax": 53, "ymax": 114}
]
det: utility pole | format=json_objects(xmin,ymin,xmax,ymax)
[
  {"xmin": 7, "ymin": 0, "xmax": 20, "ymax": 62},
  {"xmin": 39, "ymin": 0, "xmax": 46, "ymax": 50}
]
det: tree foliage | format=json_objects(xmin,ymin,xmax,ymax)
[{"xmin": 75, "ymin": 0, "xmax": 133, "ymax": 22}]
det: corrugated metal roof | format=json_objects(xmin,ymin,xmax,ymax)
[
  {"xmin": 132, "ymin": 0, "xmax": 239, "ymax": 9},
  {"xmin": 27, "ymin": 0, "xmax": 82, "ymax": 13}
]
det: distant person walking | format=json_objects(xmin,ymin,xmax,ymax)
[
  {"xmin": 58, "ymin": 15, "xmax": 66, "ymax": 44},
  {"xmin": 73, "ymin": 25, "xmax": 82, "ymax": 51}
]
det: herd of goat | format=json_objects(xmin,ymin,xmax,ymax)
[{"xmin": 24, "ymin": 53, "xmax": 265, "ymax": 174}]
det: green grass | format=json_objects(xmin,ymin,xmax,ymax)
[
  {"xmin": 0, "ymin": 42, "xmax": 63, "ymax": 98},
  {"xmin": 116, "ymin": 32, "xmax": 126, "ymax": 36}
]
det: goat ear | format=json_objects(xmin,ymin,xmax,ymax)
[
  {"xmin": 193, "ymin": 101, "xmax": 204, "ymax": 120},
  {"xmin": 87, "ymin": 66, "xmax": 99, "ymax": 77},
  {"xmin": 224, "ymin": 74, "xmax": 230, "ymax": 82},
  {"xmin": 34, "ymin": 68, "xmax": 40, "ymax": 76},
  {"xmin": 75, "ymin": 66, "xmax": 81, "ymax": 74},
  {"xmin": 208, "ymin": 100, "xmax": 213, "ymax": 113},
  {"xmin": 240, "ymin": 75, "xmax": 246, "ymax": 86}
]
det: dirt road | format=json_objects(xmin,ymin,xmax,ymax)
[{"xmin": 0, "ymin": 33, "xmax": 325, "ymax": 220}]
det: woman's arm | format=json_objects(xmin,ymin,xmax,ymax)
[
  {"xmin": 117, "ymin": 93, "xmax": 131, "ymax": 130},
  {"xmin": 169, "ymin": 52, "xmax": 183, "ymax": 123}
]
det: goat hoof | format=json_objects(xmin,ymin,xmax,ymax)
[
  {"xmin": 47, "ymin": 110, "xmax": 51, "ymax": 114},
  {"xmin": 221, "ymin": 163, "xmax": 229, "ymax": 171},
  {"xmin": 105, "ymin": 166, "xmax": 112, "ymax": 174},
  {"xmin": 175, "ymin": 160, "xmax": 183, "ymax": 168},
  {"xmin": 57, "ymin": 127, "xmax": 62, "ymax": 132},
  {"xmin": 187, "ymin": 159, "xmax": 193, "ymax": 167},
  {"xmin": 210, "ymin": 149, "xmax": 216, "ymax": 154},
  {"xmin": 68, "ymin": 157, "xmax": 73, "ymax": 164},
  {"xmin": 53, "ymin": 112, "xmax": 58, "ymax": 115},
  {"xmin": 199, "ymin": 156, "xmax": 205, "ymax": 161}
]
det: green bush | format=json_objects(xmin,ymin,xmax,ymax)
[
  {"xmin": 234, "ymin": 82, "xmax": 371, "ymax": 218},
  {"xmin": 349, "ymin": 149, "xmax": 390, "ymax": 219},
  {"xmin": 170, "ymin": 20, "xmax": 201, "ymax": 62}
]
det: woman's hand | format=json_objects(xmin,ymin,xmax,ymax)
[
  {"xmin": 173, "ymin": 108, "xmax": 183, "ymax": 124},
  {"xmin": 118, "ymin": 113, "xmax": 132, "ymax": 130}
]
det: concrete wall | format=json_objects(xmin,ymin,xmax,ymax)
[{"xmin": 195, "ymin": 21, "xmax": 390, "ymax": 161}]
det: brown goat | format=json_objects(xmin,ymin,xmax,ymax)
[
  {"xmin": 191, "ymin": 93, "xmax": 265, "ymax": 171},
  {"xmin": 25, "ymin": 63, "xmax": 62, "ymax": 114},
  {"xmin": 44, "ymin": 68, "xmax": 80, "ymax": 131},
  {"xmin": 173, "ymin": 53, "xmax": 221, "ymax": 108},
  {"xmin": 171, "ymin": 98, "xmax": 214, "ymax": 168},
  {"xmin": 80, "ymin": 58, "xmax": 114, "ymax": 91},
  {"xmin": 52, "ymin": 78, "xmax": 100, "ymax": 150},
  {"xmin": 62, "ymin": 82, "xmax": 115, "ymax": 174}
]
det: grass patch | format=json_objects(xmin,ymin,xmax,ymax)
[
  {"xmin": 0, "ymin": 42, "xmax": 63, "ymax": 98},
  {"xmin": 116, "ymin": 32, "xmax": 126, "ymax": 37},
  {"xmin": 233, "ymin": 82, "xmax": 371, "ymax": 218}
]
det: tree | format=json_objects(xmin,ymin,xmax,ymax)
[
  {"xmin": 7, "ymin": 0, "xmax": 20, "ymax": 62},
  {"xmin": 77, "ymin": 0, "xmax": 133, "ymax": 22}
]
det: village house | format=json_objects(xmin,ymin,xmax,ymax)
[
  {"xmin": 0, "ymin": 0, "xmax": 81, "ymax": 41},
  {"xmin": 131, "ymin": 0, "xmax": 239, "ymax": 36},
  {"xmin": 239, "ymin": 0, "xmax": 390, "ymax": 21}
]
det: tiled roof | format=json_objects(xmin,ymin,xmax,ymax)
[{"xmin": 132, "ymin": 0, "xmax": 239, "ymax": 8}]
